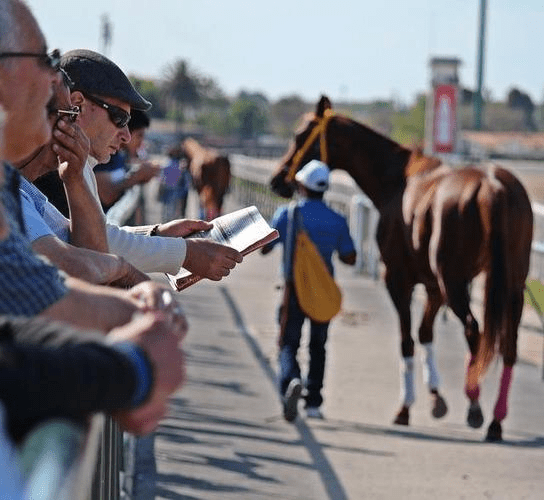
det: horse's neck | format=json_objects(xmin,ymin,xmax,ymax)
[{"xmin": 330, "ymin": 119, "xmax": 411, "ymax": 209}]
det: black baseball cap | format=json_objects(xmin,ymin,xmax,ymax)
[{"xmin": 60, "ymin": 49, "xmax": 151, "ymax": 111}]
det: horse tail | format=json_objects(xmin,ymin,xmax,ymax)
[{"xmin": 476, "ymin": 184, "xmax": 510, "ymax": 378}]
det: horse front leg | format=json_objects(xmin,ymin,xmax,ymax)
[
  {"xmin": 418, "ymin": 286, "xmax": 448, "ymax": 419},
  {"xmin": 385, "ymin": 270, "xmax": 415, "ymax": 426}
]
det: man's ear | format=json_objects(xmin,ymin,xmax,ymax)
[{"xmin": 70, "ymin": 91, "xmax": 84, "ymax": 106}]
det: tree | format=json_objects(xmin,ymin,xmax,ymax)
[
  {"xmin": 270, "ymin": 95, "xmax": 308, "ymax": 138},
  {"xmin": 507, "ymin": 88, "xmax": 536, "ymax": 131},
  {"xmin": 161, "ymin": 60, "xmax": 201, "ymax": 125},
  {"xmin": 129, "ymin": 76, "xmax": 165, "ymax": 119},
  {"xmin": 228, "ymin": 92, "xmax": 269, "ymax": 139}
]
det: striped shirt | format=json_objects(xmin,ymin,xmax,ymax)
[{"xmin": 0, "ymin": 164, "xmax": 67, "ymax": 316}]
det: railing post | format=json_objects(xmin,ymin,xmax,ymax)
[
  {"xmin": 367, "ymin": 207, "xmax": 380, "ymax": 280},
  {"xmin": 349, "ymin": 195, "xmax": 367, "ymax": 274},
  {"xmin": 349, "ymin": 194, "xmax": 380, "ymax": 279}
]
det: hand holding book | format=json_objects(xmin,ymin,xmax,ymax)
[{"xmin": 167, "ymin": 206, "xmax": 279, "ymax": 291}]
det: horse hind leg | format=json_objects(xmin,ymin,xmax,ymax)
[
  {"xmin": 441, "ymin": 277, "xmax": 485, "ymax": 429},
  {"xmin": 418, "ymin": 286, "xmax": 448, "ymax": 419},
  {"xmin": 485, "ymin": 288, "xmax": 523, "ymax": 442}
]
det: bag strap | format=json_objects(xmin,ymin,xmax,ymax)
[{"xmin": 283, "ymin": 202, "xmax": 299, "ymax": 280}]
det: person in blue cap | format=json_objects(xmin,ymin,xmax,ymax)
[{"xmin": 262, "ymin": 159, "xmax": 356, "ymax": 422}]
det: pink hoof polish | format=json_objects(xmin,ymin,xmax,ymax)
[
  {"xmin": 494, "ymin": 402, "xmax": 508, "ymax": 422},
  {"xmin": 494, "ymin": 366, "xmax": 513, "ymax": 422}
]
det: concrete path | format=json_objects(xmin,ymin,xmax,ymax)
[{"xmin": 133, "ymin": 190, "xmax": 544, "ymax": 500}]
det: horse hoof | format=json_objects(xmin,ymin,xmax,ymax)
[
  {"xmin": 485, "ymin": 419, "xmax": 503, "ymax": 442},
  {"xmin": 431, "ymin": 392, "xmax": 448, "ymax": 419},
  {"xmin": 393, "ymin": 406, "xmax": 410, "ymax": 426},
  {"xmin": 467, "ymin": 402, "xmax": 484, "ymax": 429}
]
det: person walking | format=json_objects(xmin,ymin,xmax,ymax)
[
  {"xmin": 261, "ymin": 160, "xmax": 356, "ymax": 422},
  {"xmin": 158, "ymin": 145, "xmax": 192, "ymax": 221}
]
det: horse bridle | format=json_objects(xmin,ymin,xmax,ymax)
[{"xmin": 285, "ymin": 109, "xmax": 335, "ymax": 182}]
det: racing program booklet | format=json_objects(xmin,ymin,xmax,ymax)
[{"xmin": 167, "ymin": 205, "xmax": 279, "ymax": 291}]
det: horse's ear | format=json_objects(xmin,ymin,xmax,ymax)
[{"xmin": 316, "ymin": 95, "xmax": 332, "ymax": 117}]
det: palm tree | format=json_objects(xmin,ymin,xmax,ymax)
[{"xmin": 162, "ymin": 60, "xmax": 201, "ymax": 127}]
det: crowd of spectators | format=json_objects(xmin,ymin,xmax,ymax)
[{"xmin": 0, "ymin": 0, "xmax": 243, "ymax": 496}]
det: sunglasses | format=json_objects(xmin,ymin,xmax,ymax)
[
  {"xmin": 0, "ymin": 49, "xmax": 61, "ymax": 71},
  {"xmin": 83, "ymin": 93, "xmax": 130, "ymax": 128}
]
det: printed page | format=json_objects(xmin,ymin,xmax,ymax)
[{"xmin": 166, "ymin": 206, "xmax": 279, "ymax": 291}]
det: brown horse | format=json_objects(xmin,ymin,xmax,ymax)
[
  {"xmin": 270, "ymin": 95, "xmax": 533, "ymax": 442},
  {"xmin": 182, "ymin": 138, "xmax": 231, "ymax": 221}
]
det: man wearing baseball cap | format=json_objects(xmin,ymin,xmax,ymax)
[
  {"xmin": 23, "ymin": 49, "xmax": 242, "ymax": 280},
  {"xmin": 262, "ymin": 159, "xmax": 356, "ymax": 422}
]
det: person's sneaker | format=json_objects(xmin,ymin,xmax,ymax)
[
  {"xmin": 283, "ymin": 378, "xmax": 302, "ymax": 422},
  {"xmin": 304, "ymin": 406, "xmax": 324, "ymax": 419}
]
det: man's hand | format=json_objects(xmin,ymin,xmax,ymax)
[
  {"xmin": 108, "ymin": 312, "xmax": 186, "ymax": 434},
  {"xmin": 127, "ymin": 282, "xmax": 188, "ymax": 333},
  {"xmin": 53, "ymin": 118, "xmax": 90, "ymax": 184},
  {"xmin": 127, "ymin": 161, "xmax": 160, "ymax": 185},
  {"xmin": 154, "ymin": 219, "xmax": 213, "ymax": 238},
  {"xmin": 183, "ymin": 239, "xmax": 243, "ymax": 281}
]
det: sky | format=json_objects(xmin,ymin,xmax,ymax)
[{"xmin": 27, "ymin": 0, "xmax": 544, "ymax": 106}]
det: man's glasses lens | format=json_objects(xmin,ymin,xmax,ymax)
[
  {"xmin": 0, "ymin": 49, "xmax": 61, "ymax": 71},
  {"xmin": 84, "ymin": 94, "xmax": 130, "ymax": 128}
]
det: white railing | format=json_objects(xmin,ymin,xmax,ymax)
[
  {"xmin": 230, "ymin": 154, "xmax": 544, "ymax": 284},
  {"xmin": 230, "ymin": 154, "xmax": 381, "ymax": 278},
  {"xmin": 530, "ymin": 202, "xmax": 544, "ymax": 282}
]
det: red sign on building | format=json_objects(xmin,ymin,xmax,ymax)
[{"xmin": 432, "ymin": 84, "xmax": 457, "ymax": 153}]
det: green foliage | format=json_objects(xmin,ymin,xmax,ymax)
[
  {"xmin": 390, "ymin": 95, "xmax": 426, "ymax": 147},
  {"xmin": 162, "ymin": 60, "xmax": 200, "ymax": 110},
  {"xmin": 144, "ymin": 56, "xmax": 542, "ymax": 141},
  {"xmin": 270, "ymin": 95, "xmax": 309, "ymax": 138},
  {"xmin": 227, "ymin": 92, "xmax": 269, "ymax": 139},
  {"xmin": 129, "ymin": 76, "xmax": 165, "ymax": 119}
]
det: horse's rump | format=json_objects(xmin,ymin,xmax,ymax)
[
  {"xmin": 426, "ymin": 164, "xmax": 532, "ymax": 372},
  {"xmin": 181, "ymin": 138, "xmax": 231, "ymax": 219}
]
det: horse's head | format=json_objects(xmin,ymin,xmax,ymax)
[{"xmin": 270, "ymin": 95, "xmax": 333, "ymax": 198}]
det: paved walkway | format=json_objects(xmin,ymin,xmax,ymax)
[{"xmin": 133, "ymin": 189, "xmax": 544, "ymax": 500}]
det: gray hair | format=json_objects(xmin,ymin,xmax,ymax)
[{"xmin": 0, "ymin": 0, "xmax": 24, "ymax": 54}]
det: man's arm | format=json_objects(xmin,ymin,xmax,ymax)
[
  {"xmin": 39, "ymin": 278, "xmax": 173, "ymax": 332},
  {"xmin": 53, "ymin": 118, "xmax": 108, "ymax": 252},
  {"xmin": 0, "ymin": 311, "xmax": 186, "ymax": 441},
  {"xmin": 107, "ymin": 220, "xmax": 243, "ymax": 279},
  {"xmin": 32, "ymin": 235, "xmax": 149, "ymax": 287},
  {"xmin": 95, "ymin": 161, "xmax": 159, "ymax": 208}
]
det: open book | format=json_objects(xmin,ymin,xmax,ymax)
[{"xmin": 166, "ymin": 206, "xmax": 279, "ymax": 291}]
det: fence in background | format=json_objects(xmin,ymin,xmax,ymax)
[
  {"xmin": 230, "ymin": 154, "xmax": 544, "ymax": 283},
  {"xmin": 229, "ymin": 154, "xmax": 380, "ymax": 278}
]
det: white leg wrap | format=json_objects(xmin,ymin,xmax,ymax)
[
  {"xmin": 422, "ymin": 342, "xmax": 440, "ymax": 390},
  {"xmin": 400, "ymin": 357, "xmax": 415, "ymax": 407}
]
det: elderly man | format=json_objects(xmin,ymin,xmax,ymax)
[
  {"xmin": 0, "ymin": 0, "xmax": 184, "ymax": 332},
  {"xmin": 27, "ymin": 48, "xmax": 243, "ymax": 280},
  {"xmin": 0, "ymin": 2, "xmax": 186, "ymax": 498},
  {"xmin": 13, "ymin": 73, "xmax": 150, "ymax": 286}
]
